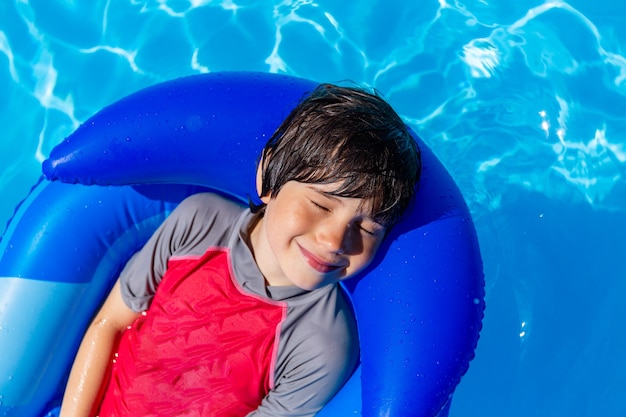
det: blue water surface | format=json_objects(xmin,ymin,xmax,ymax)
[{"xmin": 1, "ymin": 0, "xmax": 625, "ymax": 416}]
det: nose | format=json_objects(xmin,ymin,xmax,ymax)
[{"xmin": 316, "ymin": 219, "xmax": 359, "ymax": 255}]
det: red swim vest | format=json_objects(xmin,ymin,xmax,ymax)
[{"xmin": 98, "ymin": 248, "xmax": 287, "ymax": 417}]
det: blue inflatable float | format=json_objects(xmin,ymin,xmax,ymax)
[{"xmin": 0, "ymin": 72, "xmax": 484, "ymax": 417}]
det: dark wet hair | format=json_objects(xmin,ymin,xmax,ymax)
[{"xmin": 254, "ymin": 83, "xmax": 421, "ymax": 228}]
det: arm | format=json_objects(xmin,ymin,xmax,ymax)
[
  {"xmin": 59, "ymin": 280, "xmax": 141, "ymax": 417},
  {"xmin": 59, "ymin": 193, "xmax": 227, "ymax": 416}
]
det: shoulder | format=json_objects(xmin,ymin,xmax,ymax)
[
  {"xmin": 165, "ymin": 192, "xmax": 245, "ymax": 238},
  {"xmin": 297, "ymin": 285, "xmax": 357, "ymax": 343},
  {"xmin": 278, "ymin": 284, "xmax": 359, "ymax": 384},
  {"xmin": 302, "ymin": 285, "xmax": 359, "ymax": 364},
  {"xmin": 163, "ymin": 192, "xmax": 248, "ymax": 254},
  {"xmin": 118, "ymin": 192, "xmax": 246, "ymax": 312},
  {"xmin": 255, "ymin": 286, "xmax": 359, "ymax": 416},
  {"xmin": 174, "ymin": 192, "xmax": 244, "ymax": 220}
]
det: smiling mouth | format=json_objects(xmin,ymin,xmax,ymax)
[{"xmin": 298, "ymin": 244, "xmax": 344, "ymax": 273}]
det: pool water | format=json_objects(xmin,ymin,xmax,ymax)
[{"xmin": 1, "ymin": 1, "xmax": 625, "ymax": 416}]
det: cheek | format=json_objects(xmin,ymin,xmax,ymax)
[
  {"xmin": 353, "ymin": 239, "xmax": 382, "ymax": 268},
  {"xmin": 273, "ymin": 200, "xmax": 313, "ymax": 231},
  {"xmin": 265, "ymin": 202, "xmax": 310, "ymax": 246}
]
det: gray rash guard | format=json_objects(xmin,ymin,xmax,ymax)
[{"xmin": 117, "ymin": 192, "xmax": 359, "ymax": 416}]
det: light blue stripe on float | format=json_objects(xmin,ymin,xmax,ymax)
[{"xmin": 0, "ymin": 278, "xmax": 88, "ymax": 411}]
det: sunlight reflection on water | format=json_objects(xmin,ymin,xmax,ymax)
[{"xmin": 1, "ymin": 1, "xmax": 625, "ymax": 415}]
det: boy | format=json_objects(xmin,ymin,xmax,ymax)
[{"xmin": 60, "ymin": 83, "xmax": 421, "ymax": 417}]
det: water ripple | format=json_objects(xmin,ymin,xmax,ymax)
[
  {"xmin": 2, "ymin": 2, "xmax": 626, "ymax": 415},
  {"xmin": 1, "ymin": 0, "xmax": 626, "ymax": 217}
]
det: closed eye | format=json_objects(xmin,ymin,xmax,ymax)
[
  {"xmin": 358, "ymin": 220, "xmax": 385, "ymax": 237},
  {"xmin": 310, "ymin": 200, "xmax": 331, "ymax": 212},
  {"xmin": 359, "ymin": 225, "xmax": 376, "ymax": 235}
]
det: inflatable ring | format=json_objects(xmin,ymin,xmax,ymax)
[{"xmin": 0, "ymin": 72, "xmax": 484, "ymax": 417}]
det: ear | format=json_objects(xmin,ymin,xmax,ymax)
[{"xmin": 256, "ymin": 152, "xmax": 271, "ymax": 204}]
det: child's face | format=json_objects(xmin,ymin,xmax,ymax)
[{"xmin": 250, "ymin": 181, "xmax": 386, "ymax": 290}]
